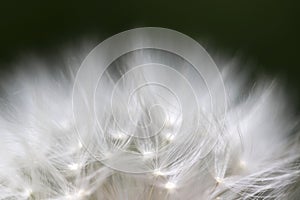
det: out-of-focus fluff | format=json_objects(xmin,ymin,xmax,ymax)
[{"xmin": 0, "ymin": 42, "xmax": 299, "ymax": 200}]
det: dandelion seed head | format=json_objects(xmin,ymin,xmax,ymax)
[{"xmin": 0, "ymin": 27, "xmax": 299, "ymax": 200}]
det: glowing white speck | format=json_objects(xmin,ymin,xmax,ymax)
[
  {"xmin": 165, "ymin": 113, "xmax": 181, "ymax": 128},
  {"xmin": 166, "ymin": 114, "xmax": 176, "ymax": 125},
  {"xmin": 215, "ymin": 177, "xmax": 223, "ymax": 184},
  {"xmin": 68, "ymin": 163, "xmax": 80, "ymax": 171},
  {"xmin": 78, "ymin": 141, "xmax": 83, "ymax": 149},
  {"xmin": 65, "ymin": 189, "xmax": 87, "ymax": 199},
  {"xmin": 76, "ymin": 189, "xmax": 89, "ymax": 198},
  {"xmin": 112, "ymin": 131, "xmax": 128, "ymax": 140},
  {"xmin": 239, "ymin": 160, "xmax": 246, "ymax": 168},
  {"xmin": 165, "ymin": 133, "xmax": 175, "ymax": 141},
  {"xmin": 165, "ymin": 181, "xmax": 176, "ymax": 190},
  {"xmin": 153, "ymin": 169, "xmax": 164, "ymax": 176},
  {"xmin": 23, "ymin": 188, "xmax": 32, "ymax": 197},
  {"xmin": 65, "ymin": 193, "xmax": 72, "ymax": 199},
  {"xmin": 142, "ymin": 151, "xmax": 153, "ymax": 156},
  {"xmin": 61, "ymin": 120, "xmax": 71, "ymax": 129}
]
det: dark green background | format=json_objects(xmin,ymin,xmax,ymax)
[{"xmin": 1, "ymin": 0, "xmax": 299, "ymax": 107}]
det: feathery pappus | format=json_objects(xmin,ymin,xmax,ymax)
[{"xmin": 0, "ymin": 28, "xmax": 299, "ymax": 200}]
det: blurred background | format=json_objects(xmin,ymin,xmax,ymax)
[{"xmin": 0, "ymin": 0, "xmax": 299, "ymax": 109}]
